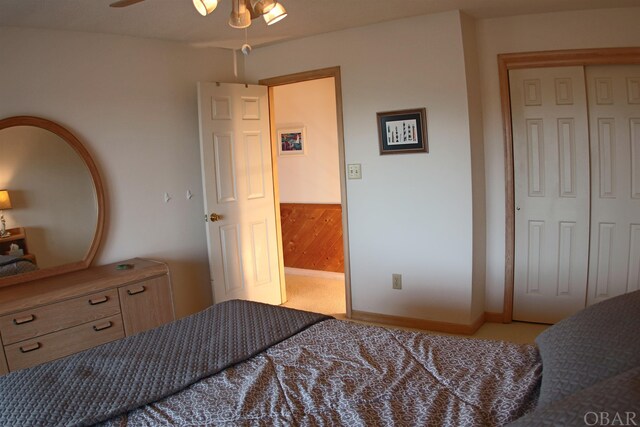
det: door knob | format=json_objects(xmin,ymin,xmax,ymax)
[{"xmin": 210, "ymin": 212, "xmax": 223, "ymax": 222}]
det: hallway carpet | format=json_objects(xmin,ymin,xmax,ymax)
[{"xmin": 281, "ymin": 273, "xmax": 346, "ymax": 317}]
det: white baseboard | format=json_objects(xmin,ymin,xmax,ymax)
[{"xmin": 284, "ymin": 267, "xmax": 345, "ymax": 281}]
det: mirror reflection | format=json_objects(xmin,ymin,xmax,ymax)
[{"xmin": 0, "ymin": 125, "xmax": 98, "ymax": 279}]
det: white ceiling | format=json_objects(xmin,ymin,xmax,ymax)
[{"xmin": 0, "ymin": 0, "xmax": 638, "ymax": 50}]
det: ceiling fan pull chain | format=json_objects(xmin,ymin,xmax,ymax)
[{"xmin": 241, "ymin": 27, "xmax": 252, "ymax": 56}]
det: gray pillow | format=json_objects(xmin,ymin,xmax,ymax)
[
  {"xmin": 508, "ymin": 366, "xmax": 640, "ymax": 426},
  {"xmin": 535, "ymin": 290, "xmax": 640, "ymax": 406}
]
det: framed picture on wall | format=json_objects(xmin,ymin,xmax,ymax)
[
  {"xmin": 278, "ymin": 127, "xmax": 306, "ymax": 156},
  {"xmin": 377, "ymin": 108, "xmax": 428, "ymax": 155}
]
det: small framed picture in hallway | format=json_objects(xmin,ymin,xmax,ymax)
[
  {"xmin": 377, "ymin": 108, "xmax": 428, "ymax": 155},
  {"xmin": 278, "ymin": 126, "xmax": 306, "ymax": 155}
]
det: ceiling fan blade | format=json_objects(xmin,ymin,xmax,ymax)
[{"xmin": 109, "ymin": 0, "xmax": 146, "ymax": 7}]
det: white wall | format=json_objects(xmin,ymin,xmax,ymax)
[
  {"xmin": 0, "ymin": 27, "xmax": 238, "ymax": 318},
  {"xmin": 246, "ymin": 11, "xmax": 478, "ymax": 323},
  {"xmin": 273, "ymin": 78, "xmax": 341, "ymax": 204},
  {"xmin": 477, "ymin": 7, "xmax": 640, "ymax": 313}
]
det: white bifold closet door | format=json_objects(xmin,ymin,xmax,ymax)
[
  {"xmin": 511, "ymin": 65, "xmax": 640, "ymax": 324},
  {"xmin": 585, "ymin": 65, "xmax": 640, "ymax": 306},
  {"xmin": 511, "ymin": 67, "xmax": 591, "ymax": 324}
]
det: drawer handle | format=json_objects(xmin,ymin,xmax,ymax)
[
  {"xmin": 127, "ymin": 286, "xmax": 146, "ymax": 296},
  {"xmin": 89, "ymin": 296, "xmax": 109, "ymax": 305},
  {"xmin": 20, "ymin": 342, "xmax": 41, "ymax": 353},
  {"xmin": 93, "ymin": 321, "xmax": 113, "ymax": 332},
  {"xmin": 13, "ymin": 314, "xmax": 35, "ymax": 325}
]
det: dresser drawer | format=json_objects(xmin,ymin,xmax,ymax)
[
  {"xmin": 119, "ymin": 276, "xmax": 174, "ymax": 336},
  {"xmin": 0, "ymin": 289, "xmax": 120, "ymax": 345},
  {"xmin": 4, "ymin": 314, "xmax": 124, "ymax": 372}
]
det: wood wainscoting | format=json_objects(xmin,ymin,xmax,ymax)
[{"xmin": 280, "ymin": 203, "xmax": 344, "ymax": 273}]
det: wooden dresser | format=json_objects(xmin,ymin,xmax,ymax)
[{"xmin": 0, "ymin": 258, "xmax": 174, "ymax": 374}]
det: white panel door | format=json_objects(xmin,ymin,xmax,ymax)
[
  {"xmin": 197, "ymin": 82, "xmax": 282, "ymax": 305},
  {"xmin": 511, "ymin": 67, "xmax": 591, "ymax": 323},
  {"xmin": 586, "ymin": 65, "xmax": 640, "ymax": 305}
]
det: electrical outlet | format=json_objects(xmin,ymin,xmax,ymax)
[
  {"xmin": 392, "ymin": 273, "xmax": 402, "ymax": 290},
  {"xmin": 347, "ymin": 163, "xmax": 362, "ymax": 179}
]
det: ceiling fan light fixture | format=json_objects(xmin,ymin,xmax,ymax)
[
  {"xmin": 263, "ymin": 3, "xmax": 287, "ymax": 25},
  {"xmin": 193, "ymin": 0, "xmax": 218, "ymax": 16},
  {"xmin": 250, "ymin": 0, "xmax": 277, "ymax": 15},
  {"xmin": 229, "ymin": 0, "xmax": 252, "ymax": 29}
]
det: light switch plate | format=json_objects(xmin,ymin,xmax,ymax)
[{"xmin": 347, "ymin": 163, "xmax": 362, "ymax": 179}]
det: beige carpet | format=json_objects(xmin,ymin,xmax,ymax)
[
  {"xmin": 281, "ymin": 273, "xmax": 548, "ymax": 344},
  {"xmin": 281, "ymin": 273, "xmax": 346, "ymax": 317}
]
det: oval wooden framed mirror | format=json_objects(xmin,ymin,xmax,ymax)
[{"xmin": 0, "ymin": 116, "xmax": 105, "ymax": 288}]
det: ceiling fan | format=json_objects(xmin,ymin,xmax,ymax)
[{"xmin": 109, "ymin": 0, "xmax": 288, "ymax": 28}]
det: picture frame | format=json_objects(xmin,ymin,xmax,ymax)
[
  {"xmin": 277, "ymin": 127, "xmax": 306, "ymax": 156},
  {"xmin": 377, "ymin": 108, "xmax": 428, "ymax": 155}
]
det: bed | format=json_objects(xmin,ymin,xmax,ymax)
[
  {"xmin": 0, "ymin": 255, "xmax": 37, "ymax": 278},
  {"xmin": 1, "ymin": 291, "xmax": 639, "ymax": 426}
]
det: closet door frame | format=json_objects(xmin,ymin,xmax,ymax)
[{"xmin": 499, "ymin": 47, "xmax": 640, "ymax": 323}]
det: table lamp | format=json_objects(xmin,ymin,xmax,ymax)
[{"xmin": 0, "ymin": 190, "xmax": 12, "ymax": 238}]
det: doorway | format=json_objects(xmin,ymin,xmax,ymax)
[{"xmin": 259, "ymin": 68, "xmax": 351, "ymax": 318}]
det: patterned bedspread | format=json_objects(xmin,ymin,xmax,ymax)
[
  {"xmin": 0, "ymin": 301, "xmax": 329, "ymax": 426},
  {"xmin": 103, "ymin": 320, "xmax": 541, "ymax": 426},
  {"xmin": 0, "ymin": 255, "xmax": 36, "ymax": 277}
]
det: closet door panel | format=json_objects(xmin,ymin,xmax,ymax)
[
  {"xmin": 586, "ymin": 65, "xmax": 640, "ymax": 305},
  {"xmin": 511, "ymin": 67, "xmax": 591, "ymax": 324}
]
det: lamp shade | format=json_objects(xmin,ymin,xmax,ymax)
[
  {"xmin": 193, "ymin": 0, "xmax": 218, "ymax": 16},
  {"xmin": 229, "ymin": 9, "xmax": 251, "ymax": 28},
  {"xmin": 229, "ymin": 0, "xmax": 251, "ymax": 28},
  {"xmin": 250, "ymin": 0, "xmax": 276, "ymax": 15},
  {"xmin": 263, "ymin": 3, "xmax": 287, "ymax": 25},
  {"xmin": 0, "ymin": 190, "xmax": 11, "ymax": 210}
]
